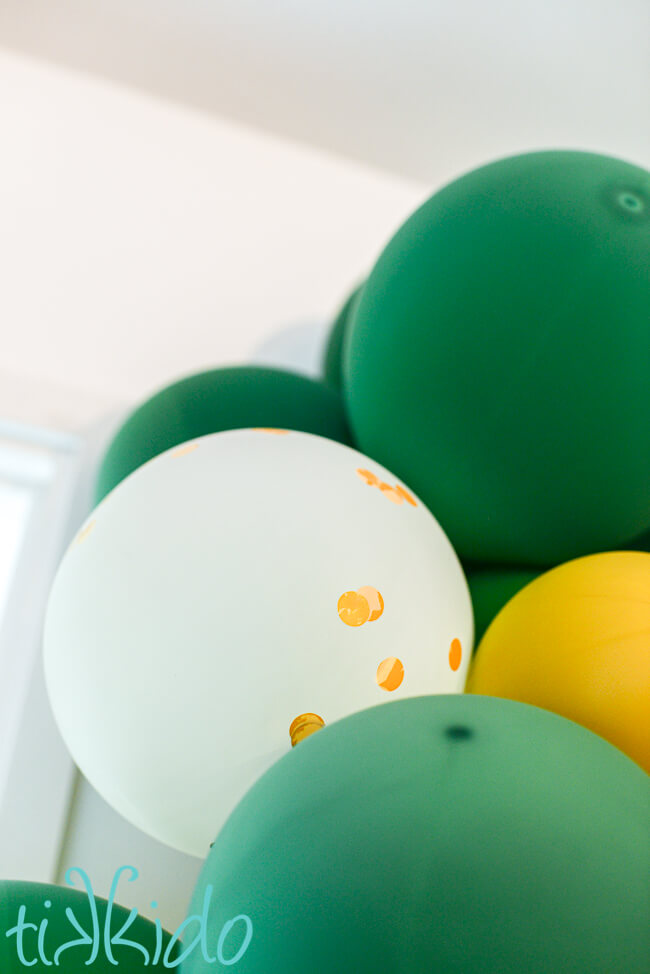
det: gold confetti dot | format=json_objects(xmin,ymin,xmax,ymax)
[
  {"xmin": 290, "ymin": 713, "xmax": 325, "ymax": 747},
  {"xmin": 74, "ymin": 520, "xmax": 95, "ymax": 546},
  {"xmin": 395, "ymin": 484, "xmax": 417, "ymax": 507},
  {"xmin": 357, "ymin": 586, "xmax": 384, "ymax": 622},
  {"xmin": 338, "ymin": 591, "xmax": 371, "ymax": 627},
  {"xmin": 171, "ymin": 443, "xmax": 200, "ymax": 458},
  {"xmin": 253, "ymin": 428, "xmax": 289, "ymax": 434},
  {"xmin": 376, "ymin": 657, "xmax": 404, "ymax": 691},
  {"xmin": 379, "ymin": 483, "xmax": 404, "ymax": 505},
  {"xmin": 449, "ymin": 638, "xmax": 462, "ymax": 672},
  {"xmin": 356, "ymin": 468, "xmax": 379, "ymax": 486},
  {"xmin": 355, "ymin": 469, "xmax": 417, "ymax": 509}
]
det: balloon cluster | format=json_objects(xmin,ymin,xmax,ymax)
[{"xmin": 33, "ymin": 151, "xmax": 650, "ymax": 972}]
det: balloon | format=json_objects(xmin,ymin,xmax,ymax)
[
  {"xmin": 466, "ymin": 566, "xmax": 539, "ymax": 644},
  {"xmin": 467, "ymin": 551, "xmax": 650, "ymax": 772},
  {"xmin": 0, "ymin": 877, "xmax": 177, "ymax": 970},
  {"xmin": 344, "ymin": 151, "xmax": 650, "ymax": 565},
  {"xmin": 182, "ymin": 695, "xmax": 650, "ymax": 974},
  {"xmin": 626, "ymin": 527, "xmax": 650, "ymax": 552},
  {"xmin": 95, "ymin": 366, "xmax": 353, "ymax": 502},
  {"xmin": 44, "ymin": 430, "xmax": 472, "ymax": 855},
  {"xmin": 322, "ymin": 283, "xmax": 363, "ymax": 389}
]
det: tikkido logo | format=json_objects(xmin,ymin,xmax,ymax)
[{"xmin": 5, "ymin": 866, "xmax": 253, "ymax": 968}]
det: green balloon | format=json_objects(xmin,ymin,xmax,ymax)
[
  {"xmin": 0, "ymin": 878, "xmax": 177, "ymax": 970},
  {"xmin": 96, "ymin": 366, "xmax": 353, "ymax": 502},
  {"xmin": 344, "ymin": 151, "xmax": 650, "ymax": 565},
  {"xmin": 323, "ymin": 284, "xmax": 363, "ymax": 390},
  {"xmin": 626, "ymin": 527, "xmax": 650, "ymax": 552},
  {"xmin": 183, "ymin": 696, "xmax": 650, "ymax": 974},
  {"xmin": 467, "ymin": 567, "xmax": 539, "ymax": 644}
]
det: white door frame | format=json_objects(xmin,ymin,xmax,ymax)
[{"xmin": 0, "ymin": 414, "xmax": 123, "ymax": 881}]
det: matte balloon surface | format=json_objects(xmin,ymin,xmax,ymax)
[
  {"xmin": 345, "ymin": 151, "xmax": 650, "ymax": 564},
  {"xmin": 183, "ymin": 695, "xmax": 650, "ymax": 974},
  {"xmin": 466, "ymin": 567, "xmax": 539, "ymax": 644},
  {"xmin": 0, "ymin": 879, "xmax": 176, "ymax": 970},
  {"xmin": 95, "ymin": 366, "xmax": 353, "ymax": 501},
  {"xmin": 468, "ymin": 551, "xmax": 650, "ymax": 771},
  {"xmin": 626, "ymin": 527, "xmax": 650, "ymax": 552},
  {"xmin": 45, "ymin": 430, "xmax": 472, "ymax": 855},
  {"xmin": 322, "ymin": 283, "xmax": 363, "ymax": 390}
]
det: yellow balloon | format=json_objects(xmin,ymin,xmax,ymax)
[{"xmin": 467, "ymin": 551, "xmax": 650, "ymax": 773}]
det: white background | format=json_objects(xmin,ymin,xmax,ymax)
[{"xmin": 0, "ymin": 48, "xmax": 425, "ymax": 431}]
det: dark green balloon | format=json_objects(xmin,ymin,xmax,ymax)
[
  {"xmin": 467, "ymin": 566, "xmax": 539, "ymax": 644},
  {"xmin": 183, "ymin": 696, "xmax": 650, "ymax": 974},
  {"xmin": 323, "ymin": 284, "xmax": 363, "ymax": 390},
  {"xmin": 344, "ymin": 151, "xmax": 650, "ymax": 565},
  {"xmin": 625, "ymin": 527, "xmax": 650, "ymax": 552},
  {"xmin": 0, "ymin": 879, "xmax": 177, "ymax": 970},
  {"xmin": 96, "ymin": 366, "xmax": 353, "ymax": 502}
]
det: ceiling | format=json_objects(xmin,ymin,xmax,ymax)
[{"xmin": 1, "ymin": 0, "xmax": 648, "ymax": 183}]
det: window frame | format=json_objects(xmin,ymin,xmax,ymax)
[{"xmin": 0, "ymin": 416, "xmax": 122, "ymax": 882}]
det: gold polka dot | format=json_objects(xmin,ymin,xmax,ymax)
[
  {"xmin": 74, "ymin": 520, "xmax": 96, "ymax": 546},
  {"xmin": 379, "ymin": 483, "xmax": 404, "ymax": 505},
  {"xmin": 357, "ymin": 586, "xmax": 384, "ymax": 622},
  {"xmin": 449, "ymin": 638, "xmax": 462, "ymax": 672},
  {"xmin": 395, "ymin": 484, "xmax": 417, "ymax": 507},
  {"xmin": 356, "ymin": 467, "xmax": 379, "ymax": 486},
  {"xmin": 376, "ymin": 657, "xmax": 404, "ymax": 691},
  {"xmin": 171, "ymin": 443, "xmax": 200, "ymax": 458},
  {"xmin": 338, "ymin": 591, "xmax": 371, "ymax": 627},
  {"xmin": 356, "ymin": 469, "xmax": 416, "ymax": 509},
  {"xmin": 253, "ymin": 428, "xmax": 289, "ymax": 434},
  {"xmin": 290, "ymin": 713, "xmax": 325, "ymax": 747}
]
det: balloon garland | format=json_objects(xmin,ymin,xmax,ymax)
[{"xmin": 22, "ymin": 149, "xmax": 649, "ymax": 970}]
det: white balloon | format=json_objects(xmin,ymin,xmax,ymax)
[{"xmin": 44, "ymin": 430, "xmax": 473, "ymax": 855}]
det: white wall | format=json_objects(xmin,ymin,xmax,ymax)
[
  {"xmin": 58, "ymin": 777, "xmax": 204, "ymax": 933},
  {"xmin": 0, "ymin": 49, "xmax": 426, "ymax": 432}
]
